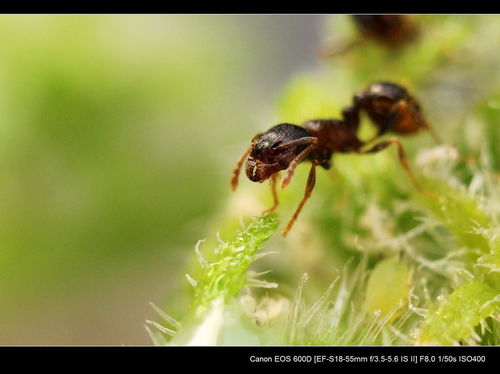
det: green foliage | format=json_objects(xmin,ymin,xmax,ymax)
[
  {"xmin": 149, "ymin": 214, "xmax": 281, "ymax": 345},
  {"xmin": 364, "ymin": 257, "xmax": 410, "ymax": 318},
  {"xmin": 188, "ymin": 213, "xmax": 280, "ymax": 319},
  {"xmin": 418, "ymin": 281, "xmax": 499, "ymax": 345},
  {"xmin": 415, "ymin": 182, "xmax": 500, "ymax": 344},
  {"xmin": 417, "ymin": 177, "xmax": 491, "ymax": 256}
]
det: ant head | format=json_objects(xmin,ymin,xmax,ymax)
[{"xmin": 246, "ymin": 123, "xmax": 310, "ymax": 182}]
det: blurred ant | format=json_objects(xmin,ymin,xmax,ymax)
[
  {"xmin": 321, "ymin": 15, "xmax": 419, "ymax": 58},
  {"xmin": 231, "ymin": 82, "xmax": 435, "ymax": 236},
  {"xmin": 352, "ymin": 15, "xmax": 419, "ymax": 49}
]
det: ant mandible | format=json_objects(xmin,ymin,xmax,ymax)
[{"xmin": 231, "ymin": 82, "xmax": 436, "ymax": 236}]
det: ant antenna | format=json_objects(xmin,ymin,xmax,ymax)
[{"xmin": 424, "ymin": 122, "xmax": 442, "ymax": 145}]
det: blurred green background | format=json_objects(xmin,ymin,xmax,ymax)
[{"xmin": 0, "ymin": 14, "xmax": 324, "ymax": 344}]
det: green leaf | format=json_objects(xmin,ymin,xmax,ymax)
[
  {"xmin": 188, "ymin": 213, "xmax": 280, "ymax": 319},
  {"xmin": 418, "ymin": 281, "xmax": 500, "ymax": 345}
]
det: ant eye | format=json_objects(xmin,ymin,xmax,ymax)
[{"xmin": 272, "ymin": 142, "xmax": 281, "ymax": 149}]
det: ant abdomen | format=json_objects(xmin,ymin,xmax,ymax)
[{"xmin": 352, "ymin": 82, "xmax": 440, "ymax": 143}]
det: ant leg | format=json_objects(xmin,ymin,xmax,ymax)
[
  {"xmin": 361, "ymin": 138, "xmax": 437, "ymax": 198},
  {"xmin": 262, "ymin": 173, "xmax": 279, "ymax": 214},
  {"xmin": 231, "ymin": 145, "xmax": 252, "ymax": 191},
  {"xmin": 362, "ymin": 129, "xmax": 388, "ymax": 147},
  {"xmin": 278, "ymin": 137, "xmax": 319, "ymax": 189},
  {"xmin": 282, "ymin": 161, "xmax": 318, "ymax": 237}
]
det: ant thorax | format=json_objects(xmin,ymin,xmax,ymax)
[{"xmin": 302, "ymin": 119, "xmax": 363, "ymax": 155}]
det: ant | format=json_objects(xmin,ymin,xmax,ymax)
[
  {"xmin": 321, "ymin": 15, "xmax": 419, "ymax": 58},
  {"xmin": 352, "ymin": 15, "xmax": 419, "ymax": 50},
  {"xmin": 231, "ymin": 82, "xmax": 436, "ymax": 236}
]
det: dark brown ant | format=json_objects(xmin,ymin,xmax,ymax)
[
  {"xmin": 320, "ymin": 15, "xmax": 419, "ymax": 58},
  {"xmin": 352, "ymin": 15, "xmax": 419, "ymax": 49},
  {"xmin": 231, "ymin": 82, "xmax": 434, "ymax": 236},
  {"xmin": 343, "ymin": 82, "xmax": 441, "ymax": 143}
]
